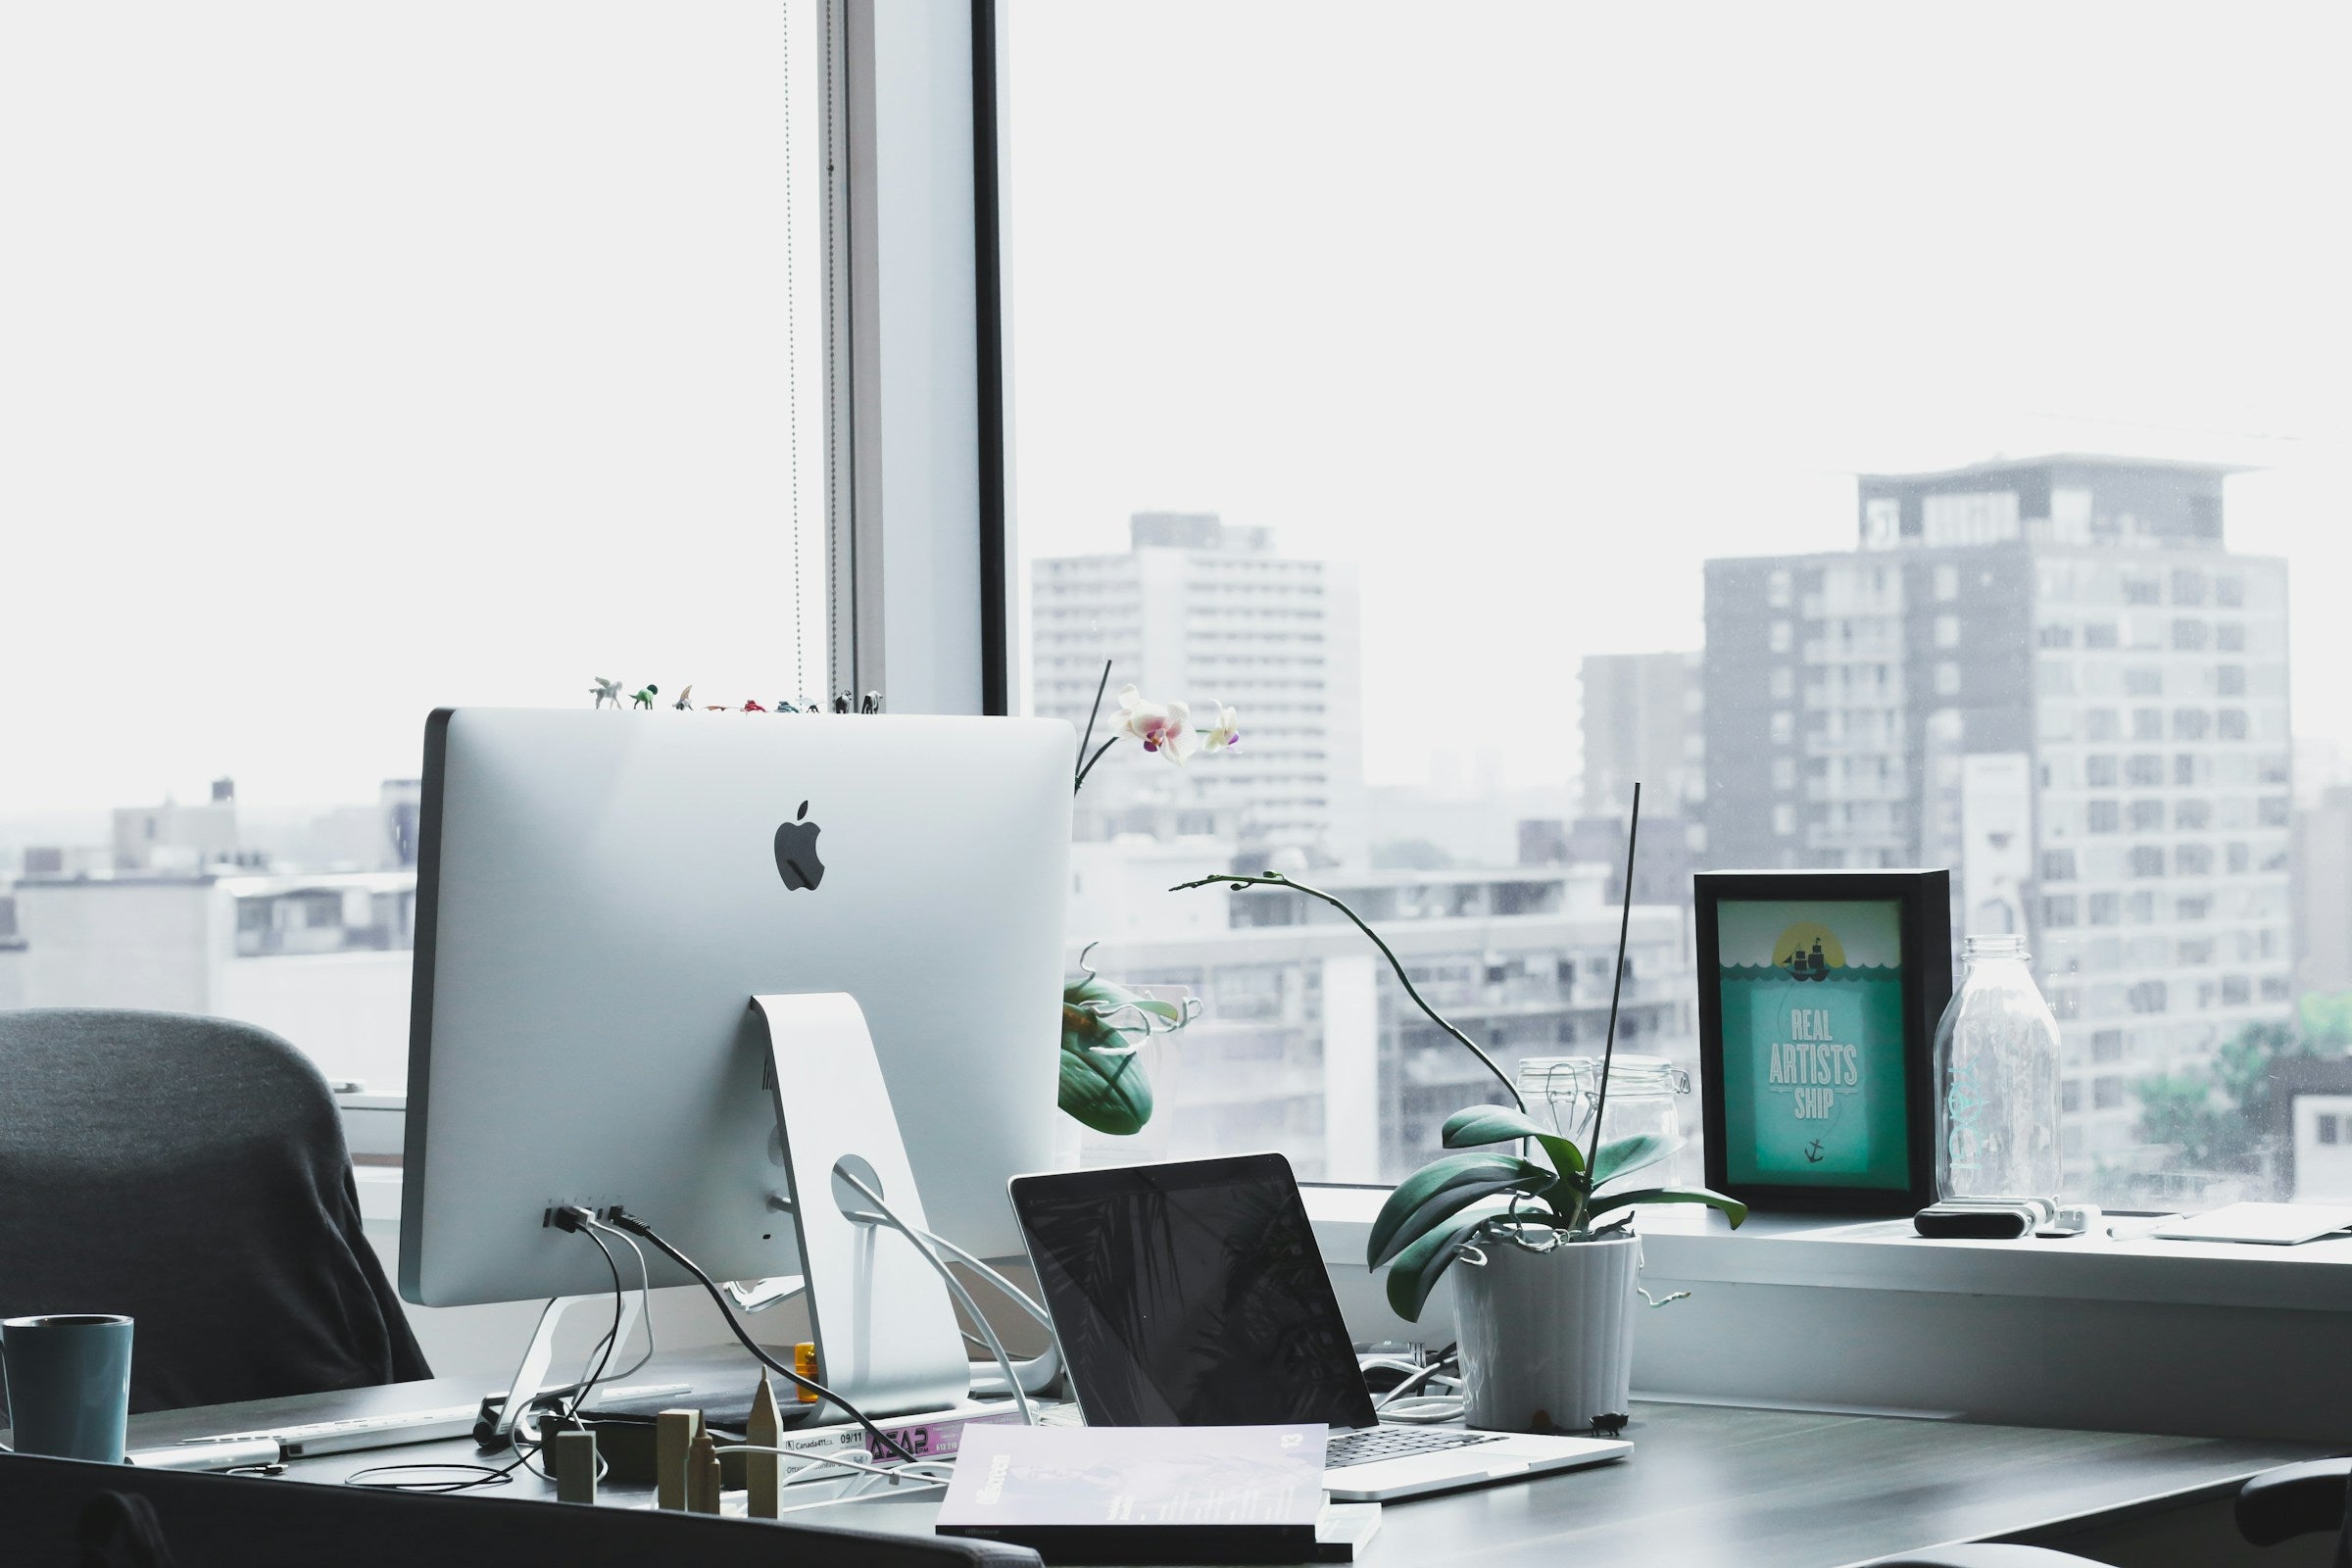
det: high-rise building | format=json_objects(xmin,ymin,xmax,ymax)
[
  {"xmin": 1032, "ymin": 514, "xmax": 1365, "ymax": 865},
  {"xmin": 1703, "ymin": 456, "xmax": 2294, "ymax": 1183},
  {"xmin": 1580, "ymin": 652, "xmax": 1703, "ymax": 822},
  {"xmin": 2296, "ymin": 785, "xmax": 2352, "ymax": 996}
]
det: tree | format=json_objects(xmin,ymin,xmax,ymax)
[{"xmin": 2132, "ymin": 1017, "xmax": 2328, "ymax": 1189}]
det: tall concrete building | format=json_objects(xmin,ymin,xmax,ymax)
[
  {"xmin": 1032, "ymin": 514, "xmax": 1365, "ymax": 865},
  {"xmin": 1704, "ymin": 456, "xmax": 2294, "ymax": 1181},
  {"xmin": 2297, "ymin": 785, "xmax": 2352, "ymax": 996},
  {"xmin": 1579, "ymin": 652, "xmax": 1703, "ymax": 822}
]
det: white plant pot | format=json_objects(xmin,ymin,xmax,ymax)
[{"xmin": 1451, "ymin": 1230, "xmax": 1639, "ymax": 1433}]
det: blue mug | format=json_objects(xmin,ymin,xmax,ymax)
[{"xmin": 1, "ymin": 1314, "xmax": 134, "ymax": 1463}]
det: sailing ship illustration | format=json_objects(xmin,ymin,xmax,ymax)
[{"xmin": 1782, "ymin": 937, "xmax": 1832, "ymax": 981}]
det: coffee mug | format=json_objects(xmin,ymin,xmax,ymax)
[{"xmin": 1, "ymin": 1314, "xmax": 134, "ymax": 1463}]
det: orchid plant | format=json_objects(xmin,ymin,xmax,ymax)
[
  {"xmin": 1171, "ymin": 808, "xmax": 1746, "ymax": 1323},
  {"xmin": 1058, "ymin": 661, "xmax": 1238, "ymax": 1136}
]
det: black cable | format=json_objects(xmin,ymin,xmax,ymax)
[
  {"xmin": 349, "ymin": 1225, "xmax": 627, "ymax": 1494},
  {"xmin": 606, "ymin": 1209, "xmax": 917, "ymax": 1464}
]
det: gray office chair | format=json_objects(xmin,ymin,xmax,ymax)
[
  {"xmin": 0, "ymin": 1008, "xmax": 430, "ymax": 1418},
  {"xmin": 1867, "ymin": 1459, "xmax": 2352, "ymax": 1565}
]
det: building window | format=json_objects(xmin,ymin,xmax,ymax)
[
  {"xmin": 2086, "ymin": 801, "xmax": 2120, "ymax": 833},
  {"xmin": 1935, "ymin": 564, "xmax": 1959, "ymax": 602},
  {"xmin": 1935, "ymin": 614, "xmax": 1960, "ymax": 648},
  {"xmin": 2130, "ymin": 846, "xmax": 2165, "ymax": 876},
  {"xmin": 2088, "ymin": 893, "xmax": 2120, "ymax": 925},
  {"xmin": 2094, "ymin": 1077, "xmax": 2127, "ymax": 1110},
  {"xmin": 2043, "ymin": 895, "xmax": 2079, "ymax": 927},
  {"xmin": 1769, "ymin": 620, "xmax": 1793, "ymax": 654},
  {"xmin": 2084, "ymin": 709, "xmax": 2121, "ymax": 742},
  {"xmin": 1773, "ymin": 804, "xmax": 1796, "ymax": 837},
  {"xmin": 1935, "ymin": 662, "xmax": 1961, "ymax": 696},
  {"xmin": 2041, "ymin": 849, "xmax": 2077, "ymax": 881},
  {"xmin": 2092, "ymin": 1030, "xmax": 2126, "ymax": 1064},
  {"xmin": 2218, "ymin": 709, "xmax": 2249, "ymax": 740},
  {"xmin": 2171, "ymin": 618, "xmax": 2210, "ymax": 652},
  {"xmin": 1767, "ymin": 568, "xmax": 1793, "ymax": 609},
  {"xmin": 2084, "ymin": 756, "xmax": 2119, "ymax": 787},
  {"xmin": 2322, "ymin": 1115, "xmax": 2342, "ymax": 1148},
  {"xmin": 2132, "ymin": 708, "xmax": 2164, "ymax": 741},
  {"xmin": 2217, "ymin": 574, "xmax": 2246, "ymax": 608}
]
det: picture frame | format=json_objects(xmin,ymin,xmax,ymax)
[{"xmin": 1694, "ymin": 869, "xmax": 1952, "ymax": 1215}]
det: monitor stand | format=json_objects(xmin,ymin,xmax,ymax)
[{"xmin": 748, "ymin": 991, "xmax": 971, "ymax": 1421}]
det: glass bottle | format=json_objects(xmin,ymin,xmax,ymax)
[
  {"xmin": 1515, "ymin": 1054, "xmax": 1690, "ymax": 1186},
  {"xmin": 1934, "ymin": 934, "xmax": 2063, "ymax": 1201}
]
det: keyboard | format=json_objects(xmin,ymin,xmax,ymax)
[
  {"xmin": 187, "ymin": 1382, "xmax": 690, "ymax": 1458},
  {"xmin": 1324, "ymin": 1427, "xmax": 1503, "ymax": 1470}
]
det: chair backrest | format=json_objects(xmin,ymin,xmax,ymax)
[
  {"xmin": 0, "ymin": 1008, "xmax": 429, "ymax": 1418},
  {"xmin": 0, "ymin": 1449, "xmax": 1044, "ymax": 1567}
]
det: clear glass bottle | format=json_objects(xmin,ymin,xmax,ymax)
[
  {"xmin": 1934, "ymin": 934, "xmax": 2063, "ymax": 1201},
  {"xmin": 1516, "ymin": 1054, "xmax": 1690, "ymax": 1185}
]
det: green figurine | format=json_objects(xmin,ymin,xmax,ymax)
[{"xmin": 630, "ymin": 684, "xmax": 660, "ymax": 710}]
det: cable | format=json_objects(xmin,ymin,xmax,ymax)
[
  {"xmin": 836, "ymin": 1175, "xmax": 1032, "ymax": 1427},
  {"xmin": 604, "ymin": 1208, "xmax": 917, "ymax": 1464},
  {"xmin": 581, "ymin": 1216, "xmax": 658, "ymax": 1392},
  {"xmin": 350, "ymin": 1223, "xmax": 626, "ymax": 1494},
  {"xmin": 887, "ymin": 1214, "xmax": 1054, "ymax": 1329}
]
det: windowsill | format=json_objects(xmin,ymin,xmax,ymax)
[{"xmin": 1301, "ymin": 1184, "xmax": 2352, "ymax": 1314}]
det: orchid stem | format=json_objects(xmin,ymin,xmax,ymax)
[
  {"xmin": 1072, "ymin": 736, "xmax": 1119, "ymax": 793},
  {"xmin": 1072, "ymin": 660, "xmax": 1113, "ymax": 793},
  {"xmin": 1169, "ymin": 871, "xmax": 1525, "ymax": 1113},
  {"xmin": 1576, "ymin": 780, "xmax": 1642, "ymax": 1233}
]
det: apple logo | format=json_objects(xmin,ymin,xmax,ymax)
[{"xmin": 774, "ymin": 800, "xmax": 825, "ymax": 891}]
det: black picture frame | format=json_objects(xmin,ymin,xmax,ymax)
[{"xmin": 1694, "ymin": 869, "xmax": 1952, "ymax": 1215}]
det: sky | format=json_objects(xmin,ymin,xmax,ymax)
[
  {"xmin": 0, "ymin": 4, "xmax": 830, "ymax": 824},
  {"xmin": 2, "ymin": 3, "xmax": 2346, "ymax": 826},
  {"xmin": 1003, "ymin": 1, "xmax": 2352, "ymax": 790}
]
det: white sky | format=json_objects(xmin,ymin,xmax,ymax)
[
  {"xmin": 3, "ymin": 4, "xmax": 2345, "ymax": 825},
  {"xmin": 1004, "ymin": 1, "xmax": 2352, "ymax": 789},
  {"xmin": 0, "ymin": 4, "xmax": 829, "ymax": 823}
]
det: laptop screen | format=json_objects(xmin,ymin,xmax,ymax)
[{"xmin": 1009, "ymin": 1153, "xmax": 1380, "ymax": 1431}]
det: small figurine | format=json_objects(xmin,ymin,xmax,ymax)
[
  {"xmin": 858, "ymin": 691, "xmax": 883, "ymax": 713},
  {"xmin": 589, "ymin": 677, "xmax": 625, "ymax": 710},
  {"xmin": 832, "ymin": 693, "xmax": 852, "ymax": 713},
  {"xmin": 740, "ymin": 699, "xmax": 766, "ymax": 712},
  {"xmin": 774, "ymin": 701, "xmax": 800, "ymax": 713},
  {"xmin": 672, "ymin": 685, "xmax": 696, "ymax": 710},
  {"xmin": 629, "ymin": 684, "xmax": 660, "ymax": 710}
]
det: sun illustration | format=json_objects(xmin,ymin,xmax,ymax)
[{"xmin": 1771, "ymin": 921, "xmax": 1847, "ymax": 969}]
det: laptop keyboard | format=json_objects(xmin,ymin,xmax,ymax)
[{"xmin": 1325, "ymin": 1427, "xmax": 1504, "ymax": 1470}]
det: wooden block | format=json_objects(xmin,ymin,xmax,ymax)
[
  {"xmin": 745, "ymin": 1374, "xmax": 783, "ymax": 1520},
  {"xmin": 686, "ymin": 1430, "xmax": 722, "ymax": 1515},
  {"xmin": 553, "ymin": 1429, "xmax": 599, "ymax": 1505},
  {"xmin": 656, "ymin": 1408, "xmax": 702, "ymax": 1511}
]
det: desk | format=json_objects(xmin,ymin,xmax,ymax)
[{"xmin": 125, "ymin": 1356, "xmax": 2331, "ymax": 1568}]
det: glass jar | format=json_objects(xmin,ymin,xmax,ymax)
[
  {"xmin": 1934, "ymin": 934, "xmax": 2063, "ymax": 1201},
  {"xmin": 1515, "ymin": 1054, "xmax": 1690, "ymax": 1186}
]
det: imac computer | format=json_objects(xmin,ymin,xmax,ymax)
[{"xmin": 399, "ymin": 709, "xmax": 1071, "ymax": 1348}]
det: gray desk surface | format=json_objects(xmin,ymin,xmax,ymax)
[{"xmin": 124, "ymin": 1353, "xmax": 2333, "ymax": 1568}]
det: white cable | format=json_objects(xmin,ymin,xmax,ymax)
[
  {"xmin": 585, "ymin": 1216, "xmax": 657, "ymax": 1390},
  {"xmin": 712, "ymin": 1445, "xmax": 953, "ymax": 1488},
  {"xmin": 892, "ymin": 1218, "xmax": 1053, "ymax": 1329},
  {"xmin": 838, "ymin": 1174, "xmax": 1035, "ymax": 1426}
]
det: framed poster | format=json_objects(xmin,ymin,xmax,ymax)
[{"xmin": 1694, "ymin": 870, "xmax": 1952, "ymax": 1214}]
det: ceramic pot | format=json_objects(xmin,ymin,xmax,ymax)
[{"xmin": 1451, "ymin": 1230, "xmax": 1639, "ymax": 1432}]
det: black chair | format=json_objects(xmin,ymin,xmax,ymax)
[
  {"xmin": 1866, "ymin": 1458, "xmax": 2352, "ymax": 1565},
  {"xmin": 0, "ymin": 1447, "xmax": 1042, "ymax": 1567},
  {"xmin": 0, "ymin": 1008, "xmax": 430, "ymax": 1419}
]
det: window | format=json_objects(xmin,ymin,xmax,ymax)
[
  {"xmin": 1002, "ymin": 5, "xmax": 2348, "ymax": 1206},
  {"xmin": 2, "ymin": 5, "xmax": 834, "ymax": 1094}
]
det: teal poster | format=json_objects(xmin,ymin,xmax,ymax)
[{"xmin": 1716, "ymin": 899, "xmax": 1911, "ymax": 1189}]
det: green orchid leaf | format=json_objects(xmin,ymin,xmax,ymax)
[
  {"xmin": 1585, "ymin": 1186, "xmax": 1748, "ymax": 1227},
  {"xmin": 1590, "ymin": 1133, "xmax": 1683, "ymax": 1188},
  {"xmin": 1057, "ymin": 1004, "xmax": 1154, "ymax": 1135},
  {"xmin": 1383, "ymin": 1209, "xmax": 1503, "ymax": 1323},
  {"xmin": 1439, "ymin": 1104, "xmax": 1586, "ymax": 1181},
  {"xmin": 1367, "ymin": 1152, "xmax": 1556, "ymax": 1269},
  {"xmin": 1066, "ymin": 974, "xmax": 1193, "ymax": 1035}
]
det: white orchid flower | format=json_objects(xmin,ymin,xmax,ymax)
[
  {"xmin": 1114, "ymin": 684, "xmax": 1199, "ymax": 763},
  {"xmin": 1200, "ymin": 702, "xmax": 1241, "ymax": 752}
]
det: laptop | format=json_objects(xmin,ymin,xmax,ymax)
[{"xmin": 1007, "ymin": 1152, "xmax": 1631, "ymax": 1502}]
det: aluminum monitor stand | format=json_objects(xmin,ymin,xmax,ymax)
[{"xmin": 750, "ymin": 991, "xmax": 970, "ymax": 1419}]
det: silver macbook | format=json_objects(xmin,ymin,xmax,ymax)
[{"xmin": 1007, "ymin": 1152, "xmax": 1630, "ymax": 1503}]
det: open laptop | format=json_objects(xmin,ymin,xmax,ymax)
[{"xmin": 1007, "ymin": 1152, "xmax": 1630, "ymax": 1502}]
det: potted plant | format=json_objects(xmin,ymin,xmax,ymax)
[{"xmin": 1176, "ymin": 788, "xmax": 1744, "ymax": 1433}]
